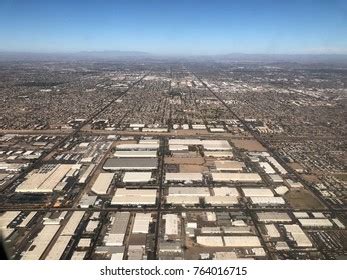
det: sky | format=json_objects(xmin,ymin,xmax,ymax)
[{"xmin": 0, "ymin": 0, "xmax": 346, "ymax": 55}]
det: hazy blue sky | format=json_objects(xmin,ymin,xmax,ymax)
[{"xmin": 0, "ymin": 0, "xmax": 346, "ymax": 54}]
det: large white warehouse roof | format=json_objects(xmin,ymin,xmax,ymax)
[{"xmin": 212, "ymin": 173, "xmax": 262, "ymax": 182}]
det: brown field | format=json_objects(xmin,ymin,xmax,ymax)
[
  {"xmin": 230, "ymin": 139, "xmax": 266, "ymax": 151},
  {"xmin": 165, "ymin": 157, "xmax": 205, "ymax": 165},
  {"xmin": 284, "ymin": 189, "xmax": 326, "ymax": 210},
  {"xmin": 179, "ymin": 164, "xmax": 207, "ymax": 173}
]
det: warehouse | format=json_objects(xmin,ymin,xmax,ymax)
[
  {"xmin": 223, "ymin": 236, "xmax": 261, "ymax": 247},
  {"xmin": 242, "ymin": 188, "xmax": 274, "ymax": 197},
  {"xmin": 214, "ymin": 160, "xmax": 245, "ymax": 171},
  {"xmin": 114, "ymin": 150, "xmax": 157, "ymax": 158},
  {"xmin": 168, "ymin": 187, "xmax": 210, "ymax": 197},
  {"xmin": 104, "ymin": 158, "xmax": 158, "ymax": 171},
  {"xmin": 111, "ymin": 189, "xmax": 157, "ymax": 205},
  {"xmin": 122, "ymin": 172, "xmax": 152, "ymax": 183},
  {"xmin": 77, "ymin": 238, "xmax": 91, "ymax": 248},
  {"xmin": 249, "ymin": 196, "xmax": 285, "ymax": 205},
  {"xmin": 169, "ymin": 139, "xmax": 201, "ymax": 146},
  {"xmin": 213, "ymin": 187, "xmax": 239, "ymax": 196},
  {"xmin": 45, "ymin": 235, "xmax": 71, "ymax": 260},
  {"xmin": 139, "ymin": 139, "xmax": 160, "ymax": 144},
  {"xmin": 132, "ymin": 213, "xmax": 152, "ymax": 234},
  {"xmin": 105, "ymin": 212, "xmax": 130, "ymax": 246},
  {"xmin": 201, "ymin": 227, "xmax": 221, "ymax": 234},
  {"xmin": 204, "ymin": 196, "xmax": 238, "ymax": 206},
  {"xmin": 91, "ymin": 172, "xmax": 114, "ymax": 195},
  {"xmin": 18, "ymin": 211, "xmax": 37, "ymax": 228},
  {"xmin": 115, "ymin": 143, "xmax": 159, "ymax": 150},
  {"xmin": 204, "ymin": 151, "xmax": 233, "ymax": 158},
  {"xmin": 196, "ymin": 236, "xmax": 224, "ymax": 247},
  {"xmin": 165, "ymin": 172, "xmax": 203, "ymax": 182},
  {"xmin": 61, "ymin": 211, "xmax": 85, "ymax": 236},
  {"xmin": 274, "ymin": 186, "xmax": 289, "ymax": 195},
  {"xmin": 78, "ymin": 194, "xmax": 97, "ymax": 208},
  {"xmin": 269, "ymin": 174, "xmax": 284, "ymax": 183},
  {"xmin": 259, "ymin": 162, "xmax": 276, "ymax": 174},
  {"xmin": 201, "ymin": 140, "xmax": 232, "ymax": 151},
  {"xmin": 166, "ymin": 196, "xmax": 200, "ymax": 205},
  {"xmin": 78, "ymin": 164, "xmax": 95, "ymax": 184},
  {"xmin": 256, "ymin": 212, "xmax": 292, "ymax": 223},
  {"xmin": 265, "ymin": 224, "xmax": 281, "ymax": 238},
  {"xmin": 298, "ymin": 218, "xmax": 333, "ymax": 228},
  {"xmin": 192, "ymin": 124, "xmax": 207, "ymax": 130},
  {"xmin": 163, "ymin": 214, "xmax": 179, "ymax": 238},
  {"xmin": 21, "ymin": 224, "xmax": 61, "ymax": 260},
  {"xmin": 0, "ymin": 211, "xmax": 21, "ymax": 229},
  {"xmin": 284, "ymin": 224, "xmax": 312, "ymax": 247},
  {"xmin": 266, "ymin": 157, "xmax": 287, "ymax": 175},
  {"xmin": 16, "ymin": 164, "xmax": 77, "ymax": 193},
  {"xmin": 169, "ymin": 144, "xmax": 189, "ymax": 151},
  {"xmin": 212, "ymin": 173, "xmax": 262, "ymax": 182},
  {"xmin": 71, "ymin": 251, "xmax": 87, "ymax": 260}
]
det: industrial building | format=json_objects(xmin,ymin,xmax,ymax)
[
  {"xmin": 132, "ymin": 213, "xmax": 152, "ymax": 234},
  {"xmin": 242, "ymin": 188, "xmax": 274, "ymax": 197},
  {"xmin": 122, "ymin": 172, "xmax": 152, "ymax": 183},
  {"xmin": 211, "ymin": 173, "xmax": 262, "ymax": 182},
  {"xmin": 204, "ymin": 196, "xmax": 238, "ymax": 206},
  {"xmin": 298, "ymin": 218, "xmax": 334, "ymax": 228},
  {"xmin": 16, "ymin": 164, "xmax": 78, "ymax": 193},
  {"xmin": 165, "ymin": 172, "xmax": 203, "ymax": 182},
  {"xmin": 114, "ymin": 150, "xmax": 157, "ymax": 158},
  {"xmin": 105, "ymin": 212, "xmax": 130, "ymax": 246},
  {"xmin": 91, "ymin": 172, "xmax": 114, "ymax": 195},
  {"xmin": 223, "ymin": 236, "xmax": 262, "ymax": 247},
  {"xmin": 284, "ymin": 224, "xmax": 312, "ymax": 247},
  {"xmin": 214, "ymin": 160, "xmax": 245, "ymax": 171},
  {"xmin": 111, "ymin": 189, "xmax": 157, "ymax": 205},
  {"xmin": 21, "ymin": 224, "xmax": 61, "ymax": 260},
  {"xmin": 256, "ymin": 212, "xmax": 292, "ymax": 223},
  {"xmin": 249, "ymin": 196, "xmax": 285, "ymax": 205}
]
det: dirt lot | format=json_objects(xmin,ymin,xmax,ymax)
[
  {"xmin": 179, "ymin": 164, "xmax": 208, "ymax": 173},
  {"xmin": 284, "ymin": 188, "xmax": 326, "ymax": 210},
  {"xmin": 165, "ymin": 157, "xmax": 205, "ymax": 165},
  {"xmin": 230, "ymin": 138, "xmax": 267, "ymax": 151}
]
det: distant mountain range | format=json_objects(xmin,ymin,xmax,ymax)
[{"xmin": 0, "ymin": 50, "xmax": 347, "ymax": 65}]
